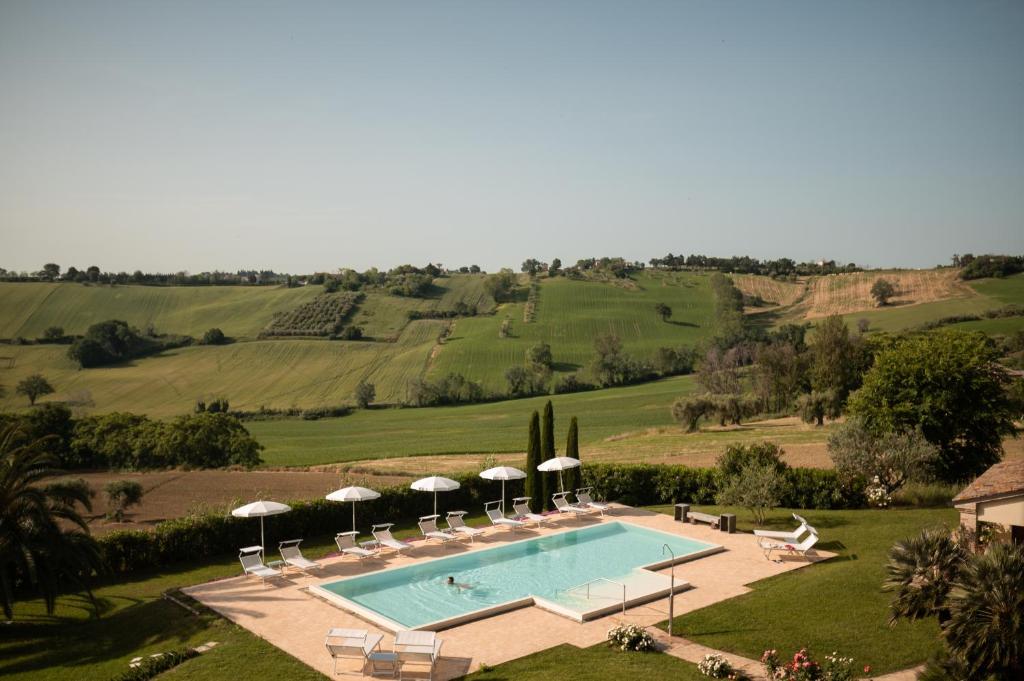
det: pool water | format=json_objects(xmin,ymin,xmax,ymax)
[{"xmin": 317, "ymin": 521, "xmax": 715, "ymax": 628}]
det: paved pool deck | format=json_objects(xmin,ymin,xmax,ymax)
[{"xmin": 184, "ymin": 506, "xmax": 832, "ymax": 679}]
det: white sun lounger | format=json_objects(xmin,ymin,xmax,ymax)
[
  {"xmin": 278, "ymin": 539, "xmax": 322, "ymax": 574},
  {"xmin": 238, "ymin": 546, "xmax": 282, "ymax": 585},
  {"xmin": 574, "ymin": 487, "xmax": 612, "ymax": 515},
  {"xmin": 484, "ymin": 501, "xmax": 525, "ymax": 532},
  {"xmin": 753, "ymin": 515, "xmax": 818, "ymax": 542},
  {"xmin": 372, "ymin": 523, "xmax": 413, "ymax": 554},
  {"xmin": 325, "ymin": 627, "xmax": 392, "ymax": 676},
  {"xmin": 446, "ymin": 511, "xmax": 485, "ymax": 542},
  {"xmin": 758, "ymin": 532, "xmax": 819, "ymax": 560},
  {"xmin": 394, "ymin": 630, "xmax": 443, "ymax": 681},
  {"xmin": 552, "ymin": 491, "xmax": 592, "ymax": 517},
  {"xmin": 335, "ymin": 531, "xmax": 380, "ymax": 561},
  {"xmin": 511, "ymin": 497, "xmax": 551, "ymax": 526},
  {"xmin": 418, "ymin": 515, "xmax": 458, "ymax": 546}
]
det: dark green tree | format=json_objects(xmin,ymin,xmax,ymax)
[
  {"xmin": 655, "ymin": 302, "xmax": 672, "ymax": 322},
  {"xmin": 41, "ymin": 263, "xmax": 60, "ymax": 280},
  {"xmin": 524, "ymin": 411, "xmax": 542, "ymax": 512},
  {"xmin": 104, "ymin": 480, "xmax": 144, "ymax": 522},
  {"xmin": 870, "ymin": 278, "xmax": 897, "ymax": 306},
  {"xmin": 540, "ymin": 401, "xmax": 555, "ymax": 509},
  {"xmin": 354, "ymin": 380, "xmax": 375, "ymax": 408},
  {"xmin": 564, "ymin": 416, "xmax": 581, "ymax": 493},
  {"xmin": 16, "ymin": 374, "xmax": 54, "ymax": 405},
  {"xmin": 808, "ymin": 315, "xmax": 858, "ymax": 402},
  {"xmin": 201, "ymin": 328, "xmax": 226, "ymax": 345},
  {"xmin": 0, "ymin": 424, "xmax": 104, "ymax": 619},
  {"xmin": 848, "ymin": 330, "xmax": 1017, "ymax": 482}
]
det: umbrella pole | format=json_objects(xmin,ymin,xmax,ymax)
[
  {"xmin": 260, "ymin": 516, "xmax": 265, "ymax": 559},
  {"xmin": 352, "ymin": 503, "xmax": 356, "ymax": 534},
  {"xmin": 559, "ymin": 470, "xmax": 564, "ymax": 493},
  {"xmin": 434, "ymin": 492, "xmax": 438, "ymax": 517},
  {"xmin": 502, "ymin": 479, "xmax": 506, "ymax": 515}
]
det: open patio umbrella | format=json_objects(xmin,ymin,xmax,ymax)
[
  {"xmin": 537, "ymin": 456, "xmax": 581, "ymax": 493},
  {"xmin": 410, "ymin": 476, "xmax": 460, "ymax": 516},
  {"xmin": 232, "ymin": 500, "xmax": 291, "ymax": 556},
  {"xmin": 326, "ymin": 486, "xmax": 381, "ymax": 533},
  {"xmin": 480, "ymin": 466, "xmax": 526, "ymax": 515}
]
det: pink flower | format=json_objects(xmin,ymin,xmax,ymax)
[{"xmin": 864, "ymin": 665, "xmax": 872, "ymax": 674}]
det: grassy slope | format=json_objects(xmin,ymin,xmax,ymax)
[
  {"xmin": 429, "ymin": 272, "xmax": 716, "ymax": 391},
  {"xmin": 250, "ymin": 375, "xmax": 699, "ymax": 467},
  {"xmin": 661, "ymin": 505, "xmax": 954, "ymax": 674},
  {"xmin": 461, "ymin": 644, "xmax": 706, "ymax": 681},
  {"xmin": 0, "ymin": 282, "xmax": 323, "ymax": 339}
]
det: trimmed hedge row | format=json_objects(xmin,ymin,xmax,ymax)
[{"xmin": 97, "ymin": 464, "xmax": 862, "ymax": 575}]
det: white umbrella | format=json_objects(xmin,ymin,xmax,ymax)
[
  {"xmin": 537, "ymin": 456, "xmax": 581, "ymax": 493},
  {"xmin": 410, "ymin": 476, "xmax": 460, "ymax": 516},
  {"xmin": 326, "ymin": 486, "xmax": 381, "ymax": 533},
  {"xmin": 480, "ymin": 466, "xmax": 526, "ymax": 515},
  {"xmin": 232, "ymin": 500, "xmax": 291, "ymax": 556}
]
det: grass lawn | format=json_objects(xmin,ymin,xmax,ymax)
[
  {"xmin": 654, "ymin": 505, "xmax": 956, "ymax": 674},
  {"xmin": 460, "ymin": 643, "xmax": 706, "ymax": 681}
]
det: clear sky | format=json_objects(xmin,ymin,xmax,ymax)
[{"xmin": 1, "ymin": 1, "xmax": 1022, "ymax": 274}]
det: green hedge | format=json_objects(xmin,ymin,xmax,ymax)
[
  {"xmin": 97, "ymin": 465, "xmax": 862, "ymax": 575},
  {"xmin": 110, "ymin": 648, "xmax": 199, "ymax": 681}
]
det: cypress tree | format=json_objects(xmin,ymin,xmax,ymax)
[
  {"xmin": 565, "ymin": 416, "xmax": 581, "ymax": 493},
  {"xmin": 524, "ymin": 411, "xmax": 542, "ymax": 512},
  {"xmin": 540, "ymin": 400, "xmax": 556, "ymax": 509}
]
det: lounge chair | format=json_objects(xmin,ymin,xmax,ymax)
[
  {"xmin": 372, "ymin": 523, "xmax": 414, "ymax": 554},
  {"xmin": 574, "ymin": 487, "xmax": 612, "ymax": 515},
  {"xmin": 758, "ymin": 532, "xmax": 819, "ymax": 560},
  {"xmin": 278, "ymin": 539, "xmax": 322, "ymax": 574},
  {"xmin": 511, "ymin": 497, "xmax": 550, "ymax": 526},
  {"xmin": 753, "ymin": 516, "xmax": 817, "ymax": 543},
  {"xmin": 552, "ymin": 491, "xmax": 592, "ymax": 518},
  {"xmin": 446, "ymin": 511, "xmax": 485, "ymax": 542},
  {"xmin": 238, "ymin": 546, "xmax": 281, "ymax": 584},
  {"xmin": 335, "ymin": 531, "xmax": 380, "ymax": 561},
  {"xmin": 418, "ymin": 514, "xmax": 458, "ymax": 546},
  {"xmin": 484, "ymin": 500, "xmax": 525, "ymax": 532},
  {"xmin": 394, "ymin": 630, "xmax": 443, "ymax": 681},
  {"xmin": 325, "ymin": 627, "xmax": 394, "ymax": 676}
]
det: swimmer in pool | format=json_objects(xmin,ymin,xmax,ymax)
[{"xmin": 446, "ymin": 576, "xmax": 472, "ymax": 590}]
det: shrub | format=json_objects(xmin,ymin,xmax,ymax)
[
  {"xmin": 761, "ymin": 648, "xmax": 859, "ymax": 681},
  {"xmin": 697, "ymin": 653, "xmax": 733, "ymax": 678},
  {"xmin": 105, "ymin": 480, "xmax": 145, "ymax": 522},
  {"xmin": 715, "ymin": 461, "xmax": 785, "ymax": 525},
  {"xmin": 716, "ymin": 442, "xmax": 788, "ymax": 479},
  {"xmin": 354, "ymin": 380, "xmax": 375, "ymax": 408},
  {"xmin": 607, "ymin": 623, "xmax": 655, "ymax": 652},
  {"xmin": 201, "ymin": 327, "xmax": 227, "ymax": 345},
  {"xmin": 553, "ymin": 373, "xmax": 595, "ymax": 394}
]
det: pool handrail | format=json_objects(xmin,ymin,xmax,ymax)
[{"xmin": 561, "ymin": 576, "xmax": 627, "ymax": 615}]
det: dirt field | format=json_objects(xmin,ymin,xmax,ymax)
[
  {"xmin": 69, "ymin": 469, "xmax": 410, "ymax": 535},
  {"xmin": 732, "ymin": 274, "xmax": 807, "ymax": 308},
  {"xmin": 799, "ymin": 269, "xmax": 973, "ymax": 319}
]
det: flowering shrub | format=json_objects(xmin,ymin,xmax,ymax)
[
  {"xmin": 606, "ymin": 623, "xmax": 655, "ymax": 652},
  {"xmin": 865, "ymin": 476, "xmax": 891, "ymax": 508},
  {"xmin": 698, "ymin": 653, "xmax": 733, "ymax": 678},
  {"xmin": 762, "ymin": 648, "xmax": 861, "ymax": 681}
]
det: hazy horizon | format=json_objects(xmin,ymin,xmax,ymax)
[{"xmin": 2, "ymin": 1, "xmax": 1022, "ymax": 274}]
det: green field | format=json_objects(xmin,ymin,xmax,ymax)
[
  {"xmin": 249, "ymin": 375, "xmax": 699, "ymax": 466},
  {"xmin": 430, "ymin": 271, "xmax": 716, "ymax": 390}
]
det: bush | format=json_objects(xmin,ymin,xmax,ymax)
[
  {"xmin": 697, "ymin": 653, "xmax": 734, "ymax": 678},
  {"xmin": 607, "ymin": 624, "xmax": 655, "ymax": 652},
  {"xmin": 553, "ymin": 373, "xmax": 595, "ymax": 394},
  {"xmin": 716, "ymin": 442, "xmax": 788, "ymax": 479},
  {"xmin": 337, "ymin": 325, "xmax": 363, "ymax": 340},
  {"xmin": 354, "ymin": 380, "xmax": 375, "ymax": 408},
  {"xmin": 716, "ymin": 461, "xmax": 785, "ymax": 524},
  {"xmin": 201, "ymin": 328, "xmax": 227, "ymax": 345}
]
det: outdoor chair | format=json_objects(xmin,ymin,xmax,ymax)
[
  {"xmin": 758, "ymin": 532, "xmax": 819, "ymax": 560},
  {"xmin": 238, "ymin": 546, "xmax": 281, "ymax": 585},
  {"xmin": 574, "ymin": 487, "xmax": 612, "ymax": 515},
  {"xmin": 394, "ymin": 630, "xmax": 443, "ymax": 681},
  {"xmin": 552, "ymin": 491, "xmax": 592, "ymax": 518},
  {"xmin": 446, "ymin": 511, "xmax": 485, "ymax": 542},
  {"xmin": 418, "ymin": 515, "xmax": 458, "ymax": 546},
  {"xmin": 511, "ymin": 497, "xmax": 550, "ymax": 526},
  {"xmin": 484, "ymin": 500, "xmax": 525, "ymax": 532},
  {"xmin": 278, "ymin": 539, "xmax": 322, "ymax": 574},
  {"xmin": 335, "ymin": 531, "xmax": 381, "ymax": 561},
  {"xmin": 753, "ymin": 513, "xmax": 817, "ymax": 543},
  {"xmin": 372, "ymin": 523, "xmax": 414, "ymax": 554},
  {"xmin": 324, "ymin": 627, "xmax": 391, "ymax": 676}
]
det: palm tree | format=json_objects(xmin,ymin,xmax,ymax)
[
  {"xmin": 944, "ymin": 542, "xmax": 1024, "ymax": 679},
  {"xmin": 883, "ymin": 527, "xmax": 967, "ymax": 626},
  {"xmin": 0, "ymin": 424, "xmax": 104, "ymax": 619}
]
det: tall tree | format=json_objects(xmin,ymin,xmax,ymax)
[
  {"xmin": 540, "ymin": 400, "xmax": 556, "ymax": 509},
  {"xmin": 0, "ymin": 425, "xmax": 104, "ymax": 619},
  {"xmin": 849, "ymin": 330, "xmax": 1016, "ymax": 482},
  {"xmin": 870, "ymin": 278, "xmax": 896, "ymax": 306},
  {"xmin": 808, "ymin": 315, "xmax": 858, "ymax": 401},
  {"xmin": 564, "ymin": 416, "xmax": 581, "ymax": 494},
  {"xmin": 655, "ymin": 302, "xmax": 672, "ymax": 322},
  {"xmin": 523, "ymin": 411, "xmax": 542, "ymax": 512}
]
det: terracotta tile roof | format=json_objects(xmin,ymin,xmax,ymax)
[{"xmin": 953, "ymin": 460, "xmax": 1024, "ymax": 504}]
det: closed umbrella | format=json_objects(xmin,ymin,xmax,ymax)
[
  {"xmin": 231, "ymin": 500, "xmax": 291, "ymax": 557},
  {"xmin": 326, "ymin": 486, "xmax": 381, "ymax": 533},
  {"xmin": 480, "ymin": 466, "xmax": 526, "ymax": 515},
  {"xmin": 410, "ymin": 476, "xmax": 460, "ymax": 516},
  {"xmin": 537, "ymin": 456, "xmax": 581, "ymax": 493}
]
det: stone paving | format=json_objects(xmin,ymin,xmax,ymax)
[{"xmin": 184, "ymin": 506, "xmax": 831, "ymax": 679}]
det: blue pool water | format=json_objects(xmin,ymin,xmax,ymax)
[{"xmin": 318, "ymin": 521, "xmax": 715, "ymax": 628}]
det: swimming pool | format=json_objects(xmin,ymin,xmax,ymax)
[{"xmin": 310, "ymin": 521, "xmax": 721, "ymax": 630}]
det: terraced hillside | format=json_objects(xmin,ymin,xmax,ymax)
[{"xmin": 428, "ymin": 271, "xmax": 717, "ymax": 391}]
